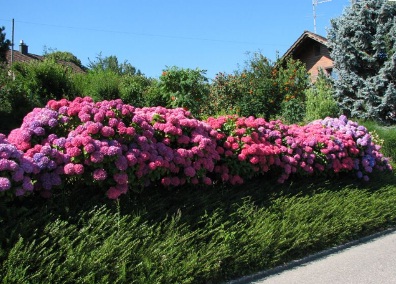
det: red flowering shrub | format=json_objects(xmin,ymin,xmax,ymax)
[
  {"xmin": 205, "ymin": 114, "xmax": 392, "ymax": 183},
  {"xmin": 0, "ymin": 97, "xmax": 392, "ymax": 200}
]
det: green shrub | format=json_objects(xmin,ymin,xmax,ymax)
[
  {"xmin": 305, "ymin": 70, "xmax": 339, "ymax": 122},
  {"xmin": 206, "ymin": 54, "xmax": 309, "ymax": 120},
  {"xmin": 0, "ymin": 66, "xmax": 39, "ymax": 133},
  {"xmin": 142, "ymin": 80, "xmax": 168, "ymax": 107},
  {"xmin": 0, "ymin": 66, "xmax": 12, "ymax": 113},
  {"xmin": 279, "ymin": 98, "xmax": 306, "ymax": 124},
  {"xmin": 159, "ymin": 66, "xmax": 209, "ymax": 117},
  {"xmin": 43, "ymin": 49, "xmax": 85, "ymax": 71},
  {"xmin": 79, "ymin": 70, "xmax": 121, "ymax": 101},
  {"xmin": 205, "ymin": 72, "xmax": 243, "ymax": 116},
  {"xmin": 11, "ymin": 59, "xmax": 77, "ymax": 105},
  {"xmin": 238, "ymin": 53, "xmax": 281, "ymax": 119},
  {"xmin": 88, "ymin": 54, "xmax": 140, "ymax": 76},
  {"xmin": 1, "ymin": 173, "xmax": 396, "ymax": 283},
  {"xmin": 119, "ymin": 75, "xmax": 153, "ymax": 107}
]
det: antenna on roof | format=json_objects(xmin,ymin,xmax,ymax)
[{"xmin": 312, "ymin": 0, "xmax": 332, "ymax": 34}]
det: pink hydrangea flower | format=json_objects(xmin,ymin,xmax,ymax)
[
  {"xmin": 93, "ymin": 168, "xmax": 107, "ymax": 181},
  {"xmin": 64, "ymin": 163, "xmax": 75, "ymax": 175},
  {"xmin": 106, "ymin": 186, "xmax": 122, "ymax": 199},
  {"xmin": 101, "ymin": 126, "xmax": 115, "ymax": 137},
  {"xmin": 74, "ymin": 164, "xmax": 84, "ymax": 175},
  {"xmin": 113, "ymin": 172, "xmax": 128, "ymax": 185},
  {"xmin": 0, "ymin": 177, "xmax": 11, "ymax": 191},
  {"xmin": 184, "ymin": 166, "xmax": 196, "ymax": 177}
]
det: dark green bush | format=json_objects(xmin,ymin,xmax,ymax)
[
  {"xmin": 11, "ymin": 59, "xmax": 77, "ymax": 105},
  {"xmin": 142, "ymin": 80, "xmax": 168, "ymax": 107},
  {"xmin": 280, "ymin": 98, "xmax": 306, "ymax": 124},
  {"xmin": 238, "ymin": 53, "xmax": 281, "ymax": 119},
  {"xmin": 78, "ymin": 70, "xmax": 121, "ymax": 101},
  {"xmin": 0, "ymin": 66, "xmax": 38, "ymax": 133}
]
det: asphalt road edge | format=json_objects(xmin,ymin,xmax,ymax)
[{"xmin": 226, "ymin": 226, "xmax": 396, "ymax": 284}]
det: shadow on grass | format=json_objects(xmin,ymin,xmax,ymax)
[{"xmin": 1, "ymin": 168, "xmax": 395, "ymax": 272}]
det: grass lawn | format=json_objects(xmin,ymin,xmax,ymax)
[{"xmin": 0, "ymin": 122, "xmax": 395, "ymax": 283}]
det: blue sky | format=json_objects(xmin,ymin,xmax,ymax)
[{"xmin": 1, "ymin": 0, "xmax": 351, "ymax": 79}]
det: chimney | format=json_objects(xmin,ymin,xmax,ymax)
[{"xmin": 19, "ymin": 40, "xmax": 28, "ymax": 55}]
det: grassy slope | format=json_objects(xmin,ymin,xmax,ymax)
[{"xmin": 1, "ymin": 168, "xmax": 395, "ymax": 284}]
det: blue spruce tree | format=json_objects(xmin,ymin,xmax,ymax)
[{"xmin": 327, "ymin": 0, "xmax": 396, "ymax": 124}]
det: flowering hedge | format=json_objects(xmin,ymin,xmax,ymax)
[
  {"xmin": 206, "ymin": 115, "xmax": 391, "ymax": 184},
  {"xmin": 0, "ymin": 97, "xmax": 392, "ymax": 200}
]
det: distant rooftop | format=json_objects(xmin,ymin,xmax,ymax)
[{"xmin": 5, "ymin": 41, "xmax": 85, "ymax": 73}]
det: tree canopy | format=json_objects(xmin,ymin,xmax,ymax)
[{"xmin": 88, "ymin": 53, "xmax": 140, "ymax": 76}]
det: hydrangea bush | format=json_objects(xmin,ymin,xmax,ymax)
[
  {"xmin": 206, "ymin": 115, "xmax": 392, "ymax": 184},
  {"xmin": 0, "ymin": 134, "xmax": 35, "ymax": 199},
  {"xmin": 0, "ymin": 97, "xmax": 392, "ymax": 200}
]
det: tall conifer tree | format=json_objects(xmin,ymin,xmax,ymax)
[{"xmin": 328, "ymin": 0, "xmax": 396, "ymax": 123}]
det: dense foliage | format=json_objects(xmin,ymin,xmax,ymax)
[
  {"xmin": 206, "ymin": 53, "xmax": 309, "ymax": 121},
  {"xmin": 2, "ymin": 179, "xmax": 396, "ymax": 283},
  {"xmin": 328, "ymin": 0, "xmax": 396, "ymax": 123},
  {"xmin": 11, "ymin": 59, "xmax": 78, "ymax": 104},
  {"xmin": 305, "ymin": 69, "xmax": 339, "ymax": 122},
  {"xmin": 158, "ymin": 66, "xmax": 210, "ymax": 117},
  {"xmin": 43, "ymin": 48, "xmax": 85, "ymax": 70}
]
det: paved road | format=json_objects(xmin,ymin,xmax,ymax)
[{"xmin": 228, "ymin": 228, "xmax": 396, "ymax": 284}]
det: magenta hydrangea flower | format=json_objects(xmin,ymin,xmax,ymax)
[
  {"xmin": 64, "ymin": 163, "xmax": 75, "ymax": 175},
  {"xmin": 113, "ymin": 172, "xmax": 128, "ymax": 185},
  {"xmin": 0, "ymin": 177, "xmax": 11, "ymax": 191},
  {"xmin": 90, "ymin": 152, "xmax": 104, "ymax": 163},
  {"xmin": 106, "ymin": 186, "xmax": 122, "ymax": 199},
  {"xmin": 73, "ymin": 164, "xmax": 85, "ymax": 175},
  {"xmin": 93, "ymin": 168, "xmax": 108, "ymax": 181},
  {"xmin": 87, "ymin": 123, "xmax": 101, "ymax": 134},
  {"xmin": 202, "ymin": 176, "xmax": 212, "ymax": 186},
  {"xmin": 101, "ymin": 126, "xmax": 115, "ymax": 137},
  {"xmin": 184, "ymin": 166, "xmax": 196, "ymax": 177}
]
